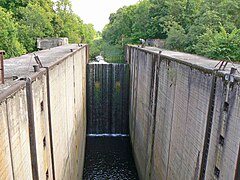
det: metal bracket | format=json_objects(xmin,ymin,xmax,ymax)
[
  {"xmin": 215, "ymin": 60, "xmax": 228, "ymax": 70},
  {"xmin": 33, "ymin": 53, "xmax": 43, "ymax": 68},
  {"xmin": 224, "ymin": 67, "xmax": 237, "ymax": 83}
]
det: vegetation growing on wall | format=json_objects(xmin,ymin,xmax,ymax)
[
  {"xmin": 0, "ymin": 0, "xmax": 97, "ymax": 58},
  {"xmin": 101, "ymin": 0, "xmax": 240, "ymax": 62}
]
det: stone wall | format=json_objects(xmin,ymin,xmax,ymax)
[
  {"xmin": 0, "ymin": 44, "xmax": 88, "ymax": 180},
  {"xmin": 126, "ymin": 45, "xmax": 240, "ymax": 180}
]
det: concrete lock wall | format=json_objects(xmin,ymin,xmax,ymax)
[
  {"xmin": 0, "ymin": 83, "xmax": 33, "ymax": 180},
  {"xmin": 48, "ymin": 48, "xmax": 87, "ymax": 179},
  {"xmin": 0, "ymin": 44, "xmax": 88, "ymax": 180},
  {"xmin": 126, "ymin": 45, "xmax": 240, "ymax": 180}
]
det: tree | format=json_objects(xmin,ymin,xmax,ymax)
[
  {"xmin": 54, "ymin": 0, "xmax": 96, "ymax": 44},
  {"xmin": 194, "ymin": 25, "xmax": 240, "ymax": 61},
  {"xmin": 0, "ymin": 7, "xmax": 26, "ymax": 58},
  {"xmin": 165, "ymin": 22, "xmax": 186, "ymax": 51},
  {"xmin": 103, "ymin": 5, "xmax": 135, "ymax": 45},
  {"xmin": 147, "ymin": 0, "xmax": 168, "ymax": 39},
  {"xmin": 0, "ymin": 0, "xmax": 54, "ymax": 14},
  {"xmin": 0, "ymin": 0, "xmax": 97, "ymax": 58},
  {"xmin": 17, "ymin": 3, "xmax": 54, "ymax": 52},
  {"xmin": 131, "ymin": 0, "xmax": 151, "ymax": 41},
  {"xmin": 83, "ymin": 24, "xmax": 96, "ymax": 44}
]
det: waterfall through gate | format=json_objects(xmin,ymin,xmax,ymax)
[
  {"xmin": 84, "ymin": 62, "xmax": 138, "ymax": 179},
  {"xmin": 86, "ymin": 63, "xmax": 129, "ymax": 135}
]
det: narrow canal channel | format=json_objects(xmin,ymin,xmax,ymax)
[{"xmin": 84, "ymin": 63, "xmax": 138, "ymax": 179}]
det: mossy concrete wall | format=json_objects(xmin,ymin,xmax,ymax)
[
  {"xmin": 0, "ymin": 44, "xmax": 88, "ymax": 180},
  {"xmin": 126, "ymin": 46, "xmax": 240, "ymax": 180}
]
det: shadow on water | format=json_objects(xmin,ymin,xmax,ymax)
[{"xmin": 83, "ymin": 136, "xmax": 139, "ymax": 180}]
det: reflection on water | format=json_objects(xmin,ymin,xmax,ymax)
[{"xmin": 83, "ymin": 136, "xmax": 139, "ymax": 180}]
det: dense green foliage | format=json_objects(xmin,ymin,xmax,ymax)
[
  {"xmin": 102, "ymin": 0, "xmax": 240, "ymax": 61},
  {"xmin": 3, "ymin": 0, "xmax": 238, "ymax": 61},
  {"xmin": 90, "ymin": 38, "xmax": 124, "ymax": 63},
  {"xmin": 0, "ymin": 0, "xmax": 96, "ymax": 58},
  {"xmin": 0, "ymin": 7, "xmax": 26, "ymax": 57}
]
